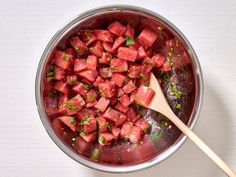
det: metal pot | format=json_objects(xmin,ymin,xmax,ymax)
[{"xmin": 35, "ymin": 5, "xmax": 203, "ymax": 173}]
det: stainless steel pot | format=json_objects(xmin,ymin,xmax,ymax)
[{"xmin": 35, "ymin": 5, "xmax": 203, "ymax": 173}]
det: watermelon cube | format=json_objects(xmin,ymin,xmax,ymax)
[
  {"xmin": 108, "ymin": 21, "xmax": 126, "ymax": 36},
  {"xmin": 117, "ymin": 47, "xmax": 137, "ymax": 62}
]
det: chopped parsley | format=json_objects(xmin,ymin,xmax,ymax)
[
  {"xmin": 176, "ymin": 103, "xmax": 181, "ymax": 109},
  {"xmin": 61, "ymin": 102, "xmax": 78, "ymax": 112},
  {"xmin": 171, "ymin": 83, "xmax": 183, "ymax": 99},
  {"xmin": 63, "ymin": 54, "xmax": 70, "ymax": 61},
  {"xmin": 48, "ymin": 89, "xmax": 58, "ymax": 98},
  {"xmin": 70, "ymin": 117, "xmax": 76, "ymax": 124},
  {"xmin": 46, "ymin": 71, "xmax": 54, "ymax": 77},
  {"xmin": 82, "ymin": 84, "xmax": 89, "ymax": 90},
  {"xmin": 80, "ymin": 118, "xmax": 90, "ymax": 125},
  {"xmin": 71, "ymin": 79, "xmax": 77, "ymax": 85},
  {"xmin": 149, "ymin": 131, "xmax": 161, "ymax": 141},
  {"xmin": 139, "ymin": 73, "xmax": 146, "ymax": 79},
  {"xmin": 87, "ymin": 92, "xmax": 95, "ymax": 102},
  {"xmin": 125, "ymin": 35, "xmax": 135, "ymax": 46}
]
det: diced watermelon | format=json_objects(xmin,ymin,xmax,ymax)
[
  {"xmin": 94, "ymin": 97, "xmax": 110, "ymax": 112},
  {"xmin": 138, "ymin": 28, "xmax": 158, "ymax": 48},
  {"xmin": 73, "ymin": 94, "xmax": 86, "ymax": 106},
  {"xmin": 135, "ymin": 119, "xmax": 151, "ymax": 133},
  {"xmin": 110, "ymin": 73, "xmax": 126, "ymax": 87},
  {"xmin": 70, "ymin": 36, "xmax": 87, "ymax": 54},
  {"xmin": 54, "ymin": 81, "xmax": 69, "ymax": 94},
  {"xmin": 132, "ymin": 115, "xmax": 141, "ymax": 123},
  {"xmin": 141, "ymin": 57, "xmax": 155, "ymax": 73},
  {"xmin": 74, "ymin": 59, "xmax": 87, "ymax": 72},
  {"xmin": 62, "ymin": 99, "xmax": 82, "ymax": 115},
  {"xmin": 127, "ymin": 63, "xmax": 142, "ymax": 78},
  {"xmin": 151, "ymin": 54, "xmax": 166, "ymax": 68},
  {"xmin": 114, "ymin": 102, "xmax": 129, "ymax": 113},
  {"xmin": 110, "ymin": 58, "xmax": 128, "ymax": 72},
  {"xmin": 77, "ymin": 69, "xmax": 98, "ymax": 82},
  {"xmin": 54, "ymin": 50, "xmax": 72, "ymax": 70},
  {"xmin": 117, "ymin": 47, "xmax": 137, "ymax": 62},
  {"xmin": 65, "ymin": 47, "xmax": 76, "ymax": 56},
  {"xmin": 94, "ymin": 30, "xmax": 114, "ymax": 42},
  {"xmin": 112, "ymin": 36, "xmax": 125, "ymax": 51},
  {"xmin": 72, "ymin": 82, "xmax": 89, "ymax": 97},
  {"xmin": 83, "ymin": 118, "xmax": 97, "ymax": 133},
  {"xmin": 98, "ymin": 82, "xmax": 116, "ymax": 98},
  {"xmin": 120, "ymin": 121, "xmax": 133, "ymax": 139},
  {"xmin": 97, "ymin": 117, "xmax": 109, "ymax": 133},
  {"xmin": 130, "ymin": 90, "xmax": 137, "ymax": 103},
  {"xmin": 74, "ymin": 136, "xmax": 93, "ymax": 154},
  {"xmin": 108, "ymin": 21, "xmax": 126, "ymax": 36},
  {"xmin": 135, "ymin": 86, "xmax": 155, "ymax": 106},
  {"xmin": 123, "ymin": 80, "xmax": 136, "ymax": 94},
  {"xmin": 119, "ymin": 94, "xmax": 131, "ymax": 107},
  {"xmin": 86, "ymin": 101, "xmax": 97, "ymax": 108},
  {"xmin": 114, "ymin": 114, "xmax": 127, "ymax": 127},
  {"xmin": 98, "ymin": 133, "xmax": 115, "ymax": 146},
  {"xmin": 89, "ymin": 41, "xmax": 104, "ymax": 57},
  {"xmin": 93, "ymin": 76, "xmax": 104, "ymax": 87},
  {"xmin": 44, "ymin": 97, "xmax": 60, "ymax": 117},
  {"xmin": 79, "ymin": 29, "xmax": 97, "ymax": 45},
  {"xmin": 127, "ymin": 107, "xmax": 137, "ymax": 122},
  {"xmin": 54, "ymin": 66, "xmax": 65, "ymax": 80},
  {"xmin": 77, "ymin": 108, "xmax": 95, "ymax": 121},
  {"xmin": 137, "ymin": 46, "xmax": 148, "ymax": 60},
  {"xmin": 58, "ymin": 95, "xmax": 69, "ymax": 108},
  {"xmin": 80, "ymin": 131, "xmax": 97, "ymax": 143},
  {"xmin": 86, "ymin": 89, "xmax": 98, "ymax": 103},
  {"xmin": 102, "ymin": 107, "xmax": 120, "ymax": 121},
  {"xmin": 162, "ymin": 61, "xmax": 172, "ymax": 72},
  {"xmin": 124, "ymin": 24, "xmax": 134, "ymax": 39},
  {"xmin": 66, "ymin": 75, "xmax": 77, "ymax": 85},
  {"xmin": 109, "ymin": 96, "xmax": 118, "ymax": 106},
  {"xmin": 86, "ymin": 55, "xmax": 97, "ymax": 70},
  {"xmin": 99, "ymin": 68, "xmax": 113, "ymax": 78},
  {"xmin": 102, "ymin": 42, "xmax": 114, "ymax": 53},
  {"xmin": 58, "ymin": 116, "xmax": 77, "ymax": 132},
  {"xmin": 99, "ymin": 52, "xmax": 112, "ymax": 65},
  {"xmin": 129, "ymin": 126, "xmax": 142, "ymax": 143},
  {"xmin": 111, "ymin": 127, "xmax": 121, "ymax": 139},
  {"xmin": 136, "ymin": 72, "xmax": 151, "ymax": 87},
  {"xmin": 117, "ymin": 88, "xmax": 125, "ymax": 98}
]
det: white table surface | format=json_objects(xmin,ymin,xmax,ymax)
[{"xmin": 0, "ymin": 0, "xmax": 236, "ymax": 176}]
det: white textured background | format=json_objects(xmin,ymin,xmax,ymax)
[{"xmin": 0, "ymin": 0, "xmax": 235, "ymax": 177}]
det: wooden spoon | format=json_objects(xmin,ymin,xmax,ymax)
[{"xmin": 142, "ymin": 73, "xmax": 236, "ymax": 177}]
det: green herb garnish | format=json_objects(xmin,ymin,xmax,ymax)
[
  {"xmin": 176, "ymin": 103, "xmax": 181, "ymax": 109},
  {"xmin": 139, "ymin": 73, "xmax": 146, "ymax": 79},
  {"xmin": 61, "ymin": 102, "xmax": 78, "ymax": 112},
  {"xmin": 149, "ymin": 131, "xmax": 161, "ymax": 141},
  {"xmin": 125, "ymin": 35, "xmax": 135, "ymax": 46},
  {"xmin": 171, "ymin": 83, "xmax": 183, "ymax": 99},
  {"xmin": 82, "ymin": 84, "xmax": 89, "ymax": 90},
  {"xmin": 80, "ymin": 118, "xmax": 90, "ymax": 125},
  {"xmin": 70, "ymin": 117, "xmax": 76, "ymax": 124},
  {"xmin": 46, "ymin": 71, "xmax": 54, "ymax": 77},
  {"xmin": 48, "ymin": 89, "xmax": 58, "ymax": 98},
  {"xmin": 63, "ymin": 54, "xmax": 70, "ymax": 61},
  {"xmin": 71, "ymin": 79, "xmax": 77, "ymax": 85},
  {"xmin": 87, "ymin": 92, "xmax": 95, "ymax": 102}
]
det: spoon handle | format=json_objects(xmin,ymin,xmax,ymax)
[{"xmin": 164, "ymin": 110, "xmax": 236, "ymax": 177}]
